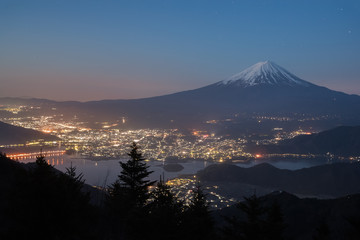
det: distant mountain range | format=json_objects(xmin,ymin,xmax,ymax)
[
  {"xmin": 251, "ymin": 126, "xmax": 360, "ymax": 157},
  {"xmin": 0, "ymin": 121, "xmax": 59, "ymax": 145},
  {"xmin": 1, "ymin": 61, "xmax": 360, "ymax": 128},
  {"xmin": 197, "ymin": 162, "xmax": 360, "ymax": 198}
]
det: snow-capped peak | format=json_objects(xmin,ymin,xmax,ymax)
[{"xmin": 219, "ymin": 61, "xmax": 311, "ymax": 87}]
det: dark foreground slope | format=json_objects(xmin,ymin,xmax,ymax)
[
  {"xmin": 197, "ymin": 162, "xmax": 360, "ymax": 197},
  {"xmin": 2, "ymin": 152, "xmax": 360, "ymax": 240},
  {"xmin": 0, "ymin": 153, "xmax": 101, "ymax": 239},
  {"xmin": 218, "ymin": 191, "xmax": 360, "ymax": 240}
]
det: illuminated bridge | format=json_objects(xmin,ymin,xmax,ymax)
[{"xmin": 7, "ymin": 150, "xmax": 66, "ymax": 160}]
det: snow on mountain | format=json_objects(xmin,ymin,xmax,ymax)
[{"xmin": 219, "ymin": 61, "xmax": 311, "ymax": 87}]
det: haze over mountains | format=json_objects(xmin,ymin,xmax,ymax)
[{"xmin": 1, "ymin": 61, "xmax": 360, "ymax": 128}]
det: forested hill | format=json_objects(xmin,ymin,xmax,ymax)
[
  {"xmin": 217, "ymin": 191, "xmax": 360, "ymax": 240},
  {"xmin": 197, "ymin": 162, "xmax": 360, "ymax": 197},
  {"xmin": 251, "ymin": 126, "xmax": 360, "ymax": 156},
  {"xmin": 2, "ymin": 151, "xmax": 360, "ymax": 239},
  {"xmin": 0, "ymin": 121, "xmax": 59, "ymax": 145},
  {"xmin": 0, "ymin": 153, "xmax": 100, "ymax": 239}
]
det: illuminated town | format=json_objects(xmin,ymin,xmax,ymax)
[
  {"xmin": 166, "ymin": 177, "xmax": 240, "ymax": 209},
  {"xmin": 2, "ymin": 103, "xmax": 357, "ymax": 211},
  {"xmin": 0, "ymin": 103, "xmax": 322, "ymax": 163}
]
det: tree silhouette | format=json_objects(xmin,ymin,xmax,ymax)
[
  {"xmin": 35, "ymin": 154, "xmax": 47, "ymax": 166},
  {"xmin": 108, "ymin": 142, "xmax": 155, "ymax": 208},
  {"xmin": 223, "ymin": 194, "xmax": 285, "ymax": 240},
  {"xmin": 312, "ymin": 220, "xmax": 330, "ymax": 240},
  {"xmin": 150, "ymin": 176, "xmax": 178, "ymax": 208},
  {"xmin": 106, "ymin": 142, "xmax": 155, "ymax": 239},
  {"xmin": 238, "ymin": 194, "xmax": 267, "ymax": 240},
  {"xmin": 65, "ymin": 162, "xmax": 84, "ymax": 183},
  {"xmin": 2, "ymin": 154, "xmax": 97, "ymax": 240},
  {"xmin": 265, "ymin": 201, "xmax": 285, "ymax": 240},
  {"xmin": 63, "ymin": 162, "xmax": 87, "ymax": 197},
  {"xmin": 147, "ymin": 176, "xmax": 183, "ymax": 240},
  {"xmin": 183, "ymin": 184, "xmax": 215, "ymax": 240}
]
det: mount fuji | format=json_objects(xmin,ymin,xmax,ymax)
[
  {"xmin": 2, "ymin": 61, "xmax": 360, "ymax": 128},
  {"xmin": 63, "ymin": 60, "xmax": 358, "ymax": 127},
  {"xmin": 219, "ymin": 60, "xmax": 312, "ymax": 87}
]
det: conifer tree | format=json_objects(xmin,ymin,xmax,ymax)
[
  {"xmin": 34, "ymin": 154, "xmax": 54, "ymax": 181},
  {"xmin": 183, "ymin": 184, "xmax": 215, "ymax": 240},
  {"xmin": 124, "ymin": 142, "xmax": 154, "ymax": 204},
  {"xmin": 11, "ymin": 155, "xmax": 97, "ymax": 239},
  {"xmin": 63, "ymin": 162, "xmax": 86, "ymax": 194},
  {"xmin": 223, "ymin": 194, "xmax": 285, "ymax": 240},
  {"xmin": 108, "ymin": 142, "xmax": 155, "ymax": 209},
  {"xmin": 35, "ymin": 154, "xmax": 47, "ymax": 166},
  {"xmin": 265, "ymin": 201, "xmax": 285, "ymax": 240},
  {"xmin": 150, "ymin": 176, "xmax": 177, "ymax": 208},
  {"xmin": 65, "ymin": 162, "xmax": 84, "ymax": 183},
  {"xmin": 189, "ymin": 184, "xmax": 211, "ymax": 216},
  {"xmin": 33, "ymin": 154, "xmax": 56, "ymax": 185},
  {"xmin": 237, "ymin": 194, "xmax": 269, "ymax": 240},
  {"xmin": 106, "ymin": 142, "xmax": 155, "ymax": 239},
  {"xmin": 148, "ymin": 176, "xmax": 183, "ymax": 240}
]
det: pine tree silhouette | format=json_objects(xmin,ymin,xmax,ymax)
[
  {"xmin": 237, "ymin": 194, "xmax": 267, "ymax": 240},
  {"xmin": 223, "ymin": 194, "xmax": 285, "ymax": 240},
  {"xmin": 265, "ymin": 201, "xmax": 285, "ymax": 240},
  {"xmin": 147, "ymin": 175, "xmax": 183, "ymax": 240},
  {"xmin": 108, "ymin": 142, "xmax": 155, "ymax": 210},
  {"xmin": 3, "ymin": 154, "xmax": 96, "ymax": 239},
  {"xmin": 119, "ymin": 142, "xmax": 155, "ymax": 207},
  {"xmin": 106, "ymin": 142, "xmax": 155, "ymax": 239},
  {"xmin": 183, "ymin": 184, "xmax": 216, "ymax": 240}
]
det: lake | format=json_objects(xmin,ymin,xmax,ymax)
[{"xmin": 18, "ymin": 154, "xmax": 327, "ymax": 186}]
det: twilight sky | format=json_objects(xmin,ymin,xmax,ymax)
[{"xmin": 1, "ymin": 0, "xmax": 359, "ymax": 101}]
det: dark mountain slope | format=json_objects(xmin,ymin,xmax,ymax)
[
  {"xmin": 0, "ymin": 121, "xmax": 59, "ymax": 145},
  {"xmin": 253, "ymin": 126, "xmax": 360, "ymax": 156},
  {"xmin": 0, "ymin": 153, "xmax": 101, "ymax": 239},
  {"xmin": 197, "ymin": 162, "xmax": 360, "ymax": 197},
  {"xmin": 217, "ymin": 191, "xmax": 360, "ymax": 240}
]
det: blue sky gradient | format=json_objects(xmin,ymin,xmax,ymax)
[{"xmin": 1, "ymin": 0, "xmax": 359, "ymax": 101}]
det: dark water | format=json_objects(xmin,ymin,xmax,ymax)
[{"xmin": 19, "ymin": 156, "xmax": 325, "ymax": 186}]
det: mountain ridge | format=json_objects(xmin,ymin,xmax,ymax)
[
  {"xmin": 197, "ymin": 162, "xmax": 360, "ymax": 198},
  {"xmin": 251, "ymin": 125, "xmax": 360, "ymax": 156},
  {"xmin": 1, "ymin": 61, "xmax": 360, "ymax": 128}
]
